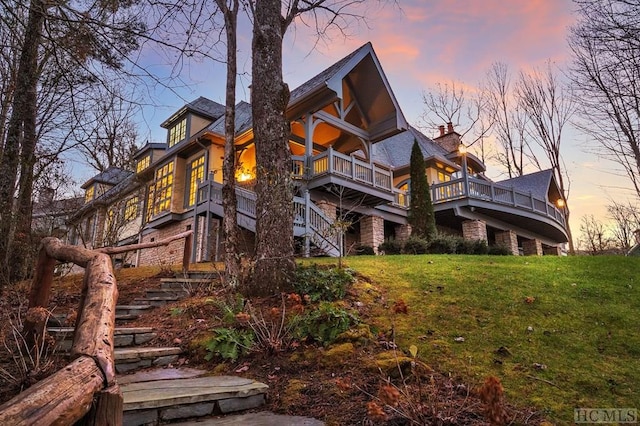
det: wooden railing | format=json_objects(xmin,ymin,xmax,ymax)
[
  {"xmin": 197, "ymin": 180, "xmax": 340, "ymax": 257},
  {"xmin": 0, "ymin": 231, "xmax": 192, "ymax": 425},
  {"xmin": 292, "ymin": 148, "xmax": 393, "ymax": 191},
  {"xmin": 393, "ymin": 176, "xmax": 566, "ymax": 226}
]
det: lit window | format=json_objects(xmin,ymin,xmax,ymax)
[
  {"xmin": 437, "ymin": 171, "xmax": 451, "ymax": 182},
  {"xmin": 186, "ymin": 156, "xmax": 205, "ymax": 206},
  {"xmin": 85, "ymin": 185, "xmax": 95, "ymax": 203},
  {"xmin": 124, "ymin": 196, "xmax": 139, "ymax": 221},
  {"xmin": 136, "ymin": 155, "xmax": 150, "ymax": 173},
  {"xmin": 168, "ymin": 118, "xmax": 187, "ymax": 147},
  {"xmin": 148, "ymin": 162, "xmax": 174, "ymax": 219}
]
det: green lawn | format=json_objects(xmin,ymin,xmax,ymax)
[{"xmin": 312, "ymin": 255, "xmax": 640, "ymax": 423}]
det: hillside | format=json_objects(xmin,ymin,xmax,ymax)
[{"xmin": 1, "ymin": 255, "xmax": 639, "ymax": 424}]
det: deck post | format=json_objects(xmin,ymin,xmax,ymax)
[{"xmin": 304, "ymin": 190, "xmax": 311, "ymax": 257}]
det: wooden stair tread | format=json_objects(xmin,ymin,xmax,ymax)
[
  {"xmin": 116, "ymin": 305, "xmax": 154, "ymax": 310},
  {"xmin": 121, "ymin": 376, "xmax": 268, "ymax": 411}
]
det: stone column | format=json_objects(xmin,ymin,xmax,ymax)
[
  {"xmin": 394, "ymin": 224, "xmax": 412, "ymax": 243},
  {"xmin": 315, "ymin": 200, "xmax": 337, "ymax": 221},
  {"xmin": 495, "ymin": 230, "xmax": 519, "ymax": 255},
  {"xmin": 361, "ymin": 215, "xmax": 385, "ymax": 254},
  {"xmin": 462, "ymin": 220, "xmax": 487, "ymax": 242},
  {"xmin": 543, "ymin": 245, "xmax": 563, "ymax": 256},
  {"xmin": 522, "ymin": 239, "xmax": 543, "ymax": 256}
]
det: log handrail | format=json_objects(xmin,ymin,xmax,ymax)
[{"xmin": 0, "ymin": 230, "xmax": 193, "ymax": 425}]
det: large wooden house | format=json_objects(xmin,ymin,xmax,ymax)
[{"xmin": 68, "ymin": 42, "xmax": 568, "ymax": 265}]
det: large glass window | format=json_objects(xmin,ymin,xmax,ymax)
[
  {"xmin": 148, "ymin": 161, "xmax": 174, "ymax": 219},
  {"xmin": 85, "ymin": 185, "xmax": 95, "ymax": 203},
  {"xmin": 168, "ymin": 118, "xmax": 187, "ymax": 147},
  {"xmin": 186, "ymin": 156, "xmax": 205, "ymax": 206},
  {"xmin": 124, "ymin": 196, "xmax": 139, "ymax": 221},
  {"xmin": 136, "ymin": 155, "xmax": 150, "ymax": 173}
]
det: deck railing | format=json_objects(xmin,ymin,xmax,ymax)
[
  {"xmin": 292, "ymin": 148, "xmax": 393, "ymax": 192},
  {"xmin": 393, "ymin": 176, "xmax": 566, "ymax": 226},
  {"xmin": 0, "ymin": 232, "xmax": 193, "ymax": 425}
]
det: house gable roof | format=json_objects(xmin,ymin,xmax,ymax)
[
  {"xmin": 497, "ymin": 169, "xmax": 559, "ymax": 201},
  {"xmin": 288, "ymin": 42, "xmax": 408, "ymax": 142},
  {"xmin": 371, "ymin": 126, "xmax": 455, "ymax": 169},
  {"xmin": 81, "ymin": 167, "xmax": 132, "ymax": 189},
  {"xmin": 161, "ymin": 97, "xmax": 226, "ymax": 128},
  {"xmin": 206, "ymin": 101, "xmax": 253, "ymax": 137}
]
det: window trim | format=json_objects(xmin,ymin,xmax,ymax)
[{"xmin": 185, "ymin": 155, "xmax": 206, "ymax": 207}]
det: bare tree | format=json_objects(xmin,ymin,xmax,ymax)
[
  {"xmin": 485, "ymin": 62, "xmax": 538, "ymax": 178},
  {"xmin": 246, "ymin": 0, "xmax": 386, "ymax": 296},
  {"xmin": 0, "ymin": 0, "xmax": 144, "ymax": 285},
  {"xmin": 516, "ymin": 62, "xmax": 576, "ymax": 253},
  {"xmin": 214, "ymin": 0, "xmax": 242, "ymax": 288},
  {"xmin": 421, "ymin": 81, "xmax": 494, "ymax": 161},
  {"xmin": 607, "ymin": 200, "xmax": 640, "ymax": 253},
  {"xmin": 569, "ymin": 0, "xmax": 640, "ymax": 198},
  {"xmin": 579, "ymin": 214, "xmax": 612, "ymax": 254},
  {"xmin": 72, "ymin": 82, "xmax": 141, "ymax": 173}
]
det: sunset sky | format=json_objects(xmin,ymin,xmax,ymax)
[{"xmin": 132, "ymin": 0, "xmax": 633, "ymax": 240}]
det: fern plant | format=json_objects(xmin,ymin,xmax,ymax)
[{"xmin": 204, "ymin": 327, "xmax": 255, "ymax": 361}]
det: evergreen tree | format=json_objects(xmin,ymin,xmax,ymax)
[{"xmin": 408, "ymin": 139, "xmax": 437, "ymax": 240}]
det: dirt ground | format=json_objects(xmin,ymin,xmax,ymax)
[{"xmin": 0, "ymin": 270, "xmax": 546, "ymax": 425}]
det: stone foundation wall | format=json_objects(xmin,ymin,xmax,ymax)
[
  {"xmin": 138, "ymin": 218, "xmax": 194, "ymax": 267},
  {"xmin": 462, "ymin": 220, "xmax": 487, "ymax": 242},
  {"xmin": 495, "ymin": 230, "xmax": 519, "ymax": 255},
  {"xmin": 360, "ymin": 215, "xmax": 384, "ymax": 254},
  {"xmin": 522, "ymin": 239, "xmax": 543, "ymax": 256},
  {"xmin": 394, "ymin": 224, "xmax": 412, "ymax": 243}
]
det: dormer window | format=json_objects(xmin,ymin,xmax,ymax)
[
  {"xmin": 136, "ymin": 155, "xmax": 150, "ymax": 173},
  {"xmin": 168, "ymin": 118, "xmax": 187, "ymax": 148},
  {"xmin": 85, "ymin": 185, "xmax": 95, "ymax": 203}
]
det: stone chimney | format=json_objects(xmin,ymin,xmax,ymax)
[{"xmin": 433, "ymin": 122, "xmax": 461, "ymax": 153}]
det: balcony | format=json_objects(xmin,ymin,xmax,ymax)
[
  {"xmin": 393, "ymin": 176, "xmax": 566, "ymax": 230},
  {"xmin": 292, "ymin": 147, "xmax": 394, "ymax": 205}
]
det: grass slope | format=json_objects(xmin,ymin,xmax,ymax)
[{"xmin": 315, "ymin": 255, "xmax": 640, "ymax": 423}]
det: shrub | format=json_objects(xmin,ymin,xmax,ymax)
[
  {"xmin": 427, "ymin": 235, "xmax": 458, "ymax": 254},
  {"xmin": 488, "ymin": 244, "xmax": 512, "ymax": 255},
  {"xmin": 378, "ymin": 239, "xmax": 403, "ymax": 255},
  {"xmin": 292, "ymin": 302, "xmax": 357, "ymax": 346},
  {"xmin": 403, "ymin": 236, "xmax": 429, "ymax": 254},
  {"xmin": 203, "ymin": 327, "xmax": 255, "ymax": 361},
  {"xmin": 353, "ymin": 244, "xmax": 375, "ymax": 255},
  {"xmin": 292, "ymin": 264, "xmax": 355, "ymax": 302},
  {"xmin": 460, "ymin": 239, "xmax": 489, "ymax": 255}
]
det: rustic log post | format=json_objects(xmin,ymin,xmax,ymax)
[
  {"xmin": 23, "ymin": 242, "xmax": 57, "ymax": 349},
  {"xmin": 71, "ymin": 254, "xmax": 118, "ymax": 385},
  {"xmin": 0, "ymin": 356, "xmax": 104, "ymax": 425},
  {"xmin": 79, "ymin": 384, "xmax": 123, "ymax": 426}
]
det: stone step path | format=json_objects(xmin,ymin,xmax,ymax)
[
  {"xmin": 121, "ymin": 374, "xmax": 269, "ymax": 426},
  {"xmin": 48, "ymin": 270, "xmax": 322, "ymax": 424},
  {"xmin": 49, "ymin": 326, "xmax": 156, "ymax": 350}
]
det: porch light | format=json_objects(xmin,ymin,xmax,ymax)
[
  {"xmin": 458, "ymin": 143, "xmax": 467, "ymax": 155},
  {"xmin": 237, "ymin": 172, "xmax": 253, "ymax": 182},
  {"xmin": 557, "ymin": 198, "xmax": 565, "ymax": 208}
]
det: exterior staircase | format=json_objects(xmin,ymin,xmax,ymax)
[
  {"xmin": 195, "ymin": 183, "xmax": 341, "ymax": 258},
  {"xmin": 48, "ymin": 271, "xmax": 324, "ymax": 425}
]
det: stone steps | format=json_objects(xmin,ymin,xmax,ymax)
[
  {"xmin": 48, "ymin": 327, "xmax": 155, "ymax": 350},
  {"xmin": 121, "ymin": 375, "xmax": 268, "ymax": 426},
  {"xmin": 46, "ymin": 270, "xmax": 319, "ymax": 424},
  {"xmin": 115, "ymin": 346, "xmax": 182, "ymax": 374}
]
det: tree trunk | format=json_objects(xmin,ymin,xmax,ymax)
[
  {"xmin": 250, "ymin": 0, "xmax": 295, "ymax": 296},
  {"xmin": 216, "ymin": 0, "xmax": 241, "ymax": 288},
  {"xmin": 0, "ymin": 0, "xmax": 45, "ymax": 284}
]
